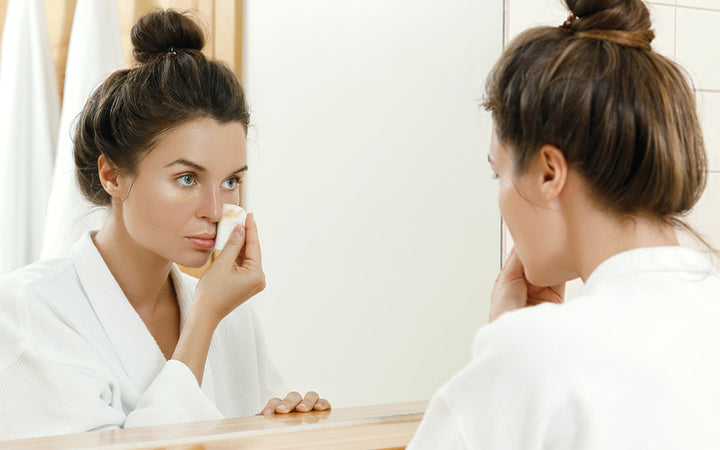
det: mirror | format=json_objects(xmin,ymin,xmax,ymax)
[
  {"xmin": 241, "ymin": 0, "xmax": 503, "ymax": 407},
  {"xmin": 0, "ymin": 0, "xmax": 503, "ymax": 416}
]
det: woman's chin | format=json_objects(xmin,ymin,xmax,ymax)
[
  {"xmin": 176, "ymin": 251, "xmax": 214, "ymax": 269},
  {"xmin": 525, "ymin": 268, "xmax": 571, "ymax": 288}
]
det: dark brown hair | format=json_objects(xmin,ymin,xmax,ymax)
[
  {"xmin": 75, "ymin": 9, "xmax": 251, "ymax": 206},
  {"xmin": 484, "ymin": 0, "xmax": 706, "ymax": 225}
]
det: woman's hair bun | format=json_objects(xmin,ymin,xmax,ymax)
[
  {"xmin": 131, "ymin": 9, "xmax": 205, "ymax": 64},
  {"xmin": 565, "ymin": 0, "xmax": 654, "ymax": 49}
]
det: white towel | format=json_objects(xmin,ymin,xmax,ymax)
[
  {"xmin": 0, "ymin": 0, "xmax": 60, "ymax": 275},
  {"xmin": 41, "ymin": 0, "xmax": 124, "ymax": 259}
]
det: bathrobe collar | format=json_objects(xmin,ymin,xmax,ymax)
[
  {"xmin": 584, "ymin": 245, "xmax": 714, "ymax": 292},
  {"xmin": 70, "ymin": 231, "xmax": 194, "ymax": 392}
]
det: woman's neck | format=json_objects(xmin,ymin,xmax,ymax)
[
  {"xmin": 93, "ymin": 208, "xmax": 175, "ymax": 312},
  {"xmin": 568, "ymin": 206, "xmax": 679, "ymax": 282}
]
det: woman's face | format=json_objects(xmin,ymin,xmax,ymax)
[
  {"xmin": 488, "ymin": 128, "xmax": 570, "ymax": 286},
  {"xmin": 116, "ymin": 117, "xmax": 247, "ymax": 268}
]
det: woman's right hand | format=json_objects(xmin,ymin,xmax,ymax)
[
  {"xmin": 173, "ymin": 214, "xmax": 265, "ymax": 384},
  {"xmin": 489, "ymin": 247, "xmax": 564, "ymax": 323},
  {"xmin": 193, "ymin": 213, "xmax": 266, "ymax": 324}
]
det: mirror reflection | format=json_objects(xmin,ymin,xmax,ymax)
[{"xmin": 0, "ymin": 0, "xmax": 718, "ymax": 447}]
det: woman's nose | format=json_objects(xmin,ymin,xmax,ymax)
[{"xmin": 198, "ymin": 186, "xmax": 223, "ymax": 222}]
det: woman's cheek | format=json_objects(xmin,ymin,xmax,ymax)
[
  {"xmin": 223, "ymin": 190, "xmax": 240, "ymax": 206},
  {"xmin": 497, "ymin": 182, "xmax": 513, "ymax": 228},
  {"xmin": 163, "ymin": 181, "xmax": 201, "ymax": 203}
]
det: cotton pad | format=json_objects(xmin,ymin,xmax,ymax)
[{"xmin": 215, "ymin": 204, "xmax": 247, "ymax": 251}]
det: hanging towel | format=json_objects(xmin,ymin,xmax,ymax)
[
  {"xmin": 41, "ymin": 0, "xmax": 124, "ymax": 259},
  {"xmin": 0, "ymin": 0, "xmax": 60, "ymax": 276}
]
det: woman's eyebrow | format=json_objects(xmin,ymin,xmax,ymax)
[
  {"xmin": 164, "ymin": 159, "xmax": 248, "ymax": 175},
  {"xmin": 164, "ymin": 158, "xmax": 206, "ymax": 171},
  {"xmin": 163, "ymin": 158, "xmax": 248, "ymax": 174}
]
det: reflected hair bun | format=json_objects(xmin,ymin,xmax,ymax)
[{"xmin": 131, "ymin": 9, "xmax": 205, "ymax": 64}]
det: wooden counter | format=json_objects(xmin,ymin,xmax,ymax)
[{"xmin": 1, "ymin": 401, "xmax": 427, "ymax": 450}]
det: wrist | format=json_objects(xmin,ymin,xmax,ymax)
[{"xmin": 186, "ymin": 300, "xmax": 223, "ymax": 331}]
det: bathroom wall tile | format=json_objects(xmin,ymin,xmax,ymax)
[
  {"xmin": 697, "ymin": 90, "xmax": 720, "ymax": 171},
  {"xmin": 507, "ymin": 0, "xmax": 568, "ymax": 42},
  {"xmin": 648, "ymin": 3, "xmax": 676, "ymax": 58},
  {"xmin": 683, "ymin": 172, "xmax": 720, "ymax": 251},
  {"xmin": 676, "ymin": 1, "xmax": 720, "ymax": 11},
  {"xmin": 676, "ymin": 7, "xmax": 720, "ymax": 91}
]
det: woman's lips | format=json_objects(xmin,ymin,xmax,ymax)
[{"xmin": 186, "ymin": 236, "xmax": 216, "ymax": 250}]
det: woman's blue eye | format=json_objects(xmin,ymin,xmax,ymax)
[
  {"xmin": 222, "ymin": 177, "xmax": 240, "ymax": 190},
  {"xmin": 177, "ymin": 174, "xmax": 196, "ymax": 186}
]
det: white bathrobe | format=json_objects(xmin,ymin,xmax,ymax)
[
  {"xmin": 408, "ymin": 246, "xmax": 720, "ymax": 449},
  {"xmin": 0, "ymin": 232, "xmax": 283, "ymax": 440}
]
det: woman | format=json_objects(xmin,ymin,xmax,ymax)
[
  {"xmin": 409, "ymin": 0, "xmax": 720, "ymax": 448},
  {"xmin": 0, "ymin": 10, "xmax": 328, "ymax": 440}
]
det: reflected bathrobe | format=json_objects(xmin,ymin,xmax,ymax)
[
  {"xmin": 408, "ymin": 246, "xmax": 720, "ymax": 449},
  {"xmin": 0, "ymin": 232, "xmax": 283, "ymax": 440}
]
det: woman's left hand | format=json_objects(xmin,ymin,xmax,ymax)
[
  {"xmin": 489, "ymin": 247, "xmax": 564, "ymax": 323},
  {"xmin": 260, "ymin": 391, "xmax": 331, "ymax": 415}
]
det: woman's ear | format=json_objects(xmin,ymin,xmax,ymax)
[
  {"xmin": 97, "ymin": 155, "xmax": 123, "ymax": 199},
  {"xmin": 536, "ymin": 144, "xmax": 568, "ymax": 202}
]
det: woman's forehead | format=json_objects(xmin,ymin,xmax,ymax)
[{"xmin": 145, "ymin": 118, "xmax": 247, "ymax": 167}]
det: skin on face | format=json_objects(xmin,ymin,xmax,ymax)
[
  {"xmin": 115, "ymin": 117, "xmax": 248, "ymax": 269},
  {"xmin": 488, "ymin": 128, "xmax": 572, "ymax": 287}
]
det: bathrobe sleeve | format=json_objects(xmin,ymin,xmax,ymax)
[
  {"xmin": 0, "ymin": 276, "xmax": 222, "ymax": 440},
  {"xmin": 123, "ymin": 360, "xmax": 223, "ymax": 428},
  {"xmin": 0, "ymin": 322, "xmax": 125, "ymax": 439}
]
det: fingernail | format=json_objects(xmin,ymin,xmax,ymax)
[
  {"xmin": 317, "ymin": 401, "xmax": 325, "ymax": 408},
  {"xmin": 277, "ymin": 404, "xmax": 288, "ymax": 413},
  {"xmin": 263, "ymin": 409, "xmax": 273, "ymax": 415},
  {"xmin": 297, "ymin": 403, "xmax": 307, "ymax": 411},
  {"xmin": 233, "ymin": 225, "xmax": 244, "ymax": 236}
]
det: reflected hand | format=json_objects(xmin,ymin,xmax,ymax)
[
  {"xmin": 489, "ymin": 247, "xmax": 564, "ymax": 323},
  {"xmin": 194, "ymin": 213, "xmax": 266, "ymax": 324},
  {"xmin": 259, "ymin": 391, "xmax": 331, "ymax": 415}
]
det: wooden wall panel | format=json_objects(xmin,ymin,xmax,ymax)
[
  {"xmin": 0, "ymin": 0, "xmax": 77, "ymax": 99},
  {"xmin": 0, "ymin": 0, "xmax": 242, "ymax": 100},
  {"xmin": 0, "ymin": 0, "xmax": 6, "ymax": 50},
  {"xmin": 45, "ymin": 0, "xmax": 76, "ymax": 99},
  {"xmin": 214, "ymin": 0, "xmax": 242, "ymax": 75}
]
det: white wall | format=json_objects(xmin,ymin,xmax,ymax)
[{"xmin": 242, "ymin": 0, "xmax": 504, "ymax": 407}]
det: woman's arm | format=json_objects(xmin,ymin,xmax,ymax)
[{"xmin": 172, "ymin": 213, "xmax": 265, "ymax": 385}]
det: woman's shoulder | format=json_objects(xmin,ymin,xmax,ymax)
[
  {"xmin": 472, "ymin": 303, "xmax": 566, "ymax": 361},
  {"xmin": 468, "ymin": 299, "xmax": 606, "ymax": 376},
  {"xmin": 0, "ymin": 256, "xmax": 77, "ymax": 308},
  {"xmin": 0, "ymin": 256, "xmax": 88, "ymax": 351}
]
